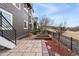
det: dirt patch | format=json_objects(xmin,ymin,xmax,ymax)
[{"xmin": 45, "ymin": 37, "xmax": 73, "ymax": 56}]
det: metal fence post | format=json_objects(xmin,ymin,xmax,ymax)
[
  {"xmin": 58, "ymin": 32, "xmax": 60, "ymax": 52},
  {"xmin": 70, "ymin": 37, "xmax": 72, "ymax": 50},
  {"xmin": 53, "ymin": 32, "xmax": 54, "ymax": 37},
  {"xmin": 58, "ymin": 32, "xmax": 60, "ymax": 41}
]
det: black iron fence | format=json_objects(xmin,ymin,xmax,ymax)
[
  {"xmin": 48, "ymin": 31, "xmax": 79, "ymax": 54},
  {"xmin": 0, "ymin": 12, "xmax": 16, "ymax": 45}
]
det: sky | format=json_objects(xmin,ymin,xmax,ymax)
[{"xmin": 33, "ymin": 3, "xmax": 79, "ymax": 27}]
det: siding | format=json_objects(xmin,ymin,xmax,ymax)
[{"xmin": 0, "ymin": 3, "xmax": 29, "ymax": 39}]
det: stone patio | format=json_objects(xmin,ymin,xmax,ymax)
[{"xmin": 0, "ymin": 35, "xmax": 49, "ymax": 56}]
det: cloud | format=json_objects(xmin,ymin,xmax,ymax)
[
  {"xmin": 49, "ymin": 12, "xmax": 79, "ymax": 27},
  {"xmin": 37, "ymin": 3, "xmax": 60, "ymax": 16},
  {"xmin": 37, "ymin": 3, "xmax": 74, "ymax": 16},
  {"xmin": 33, "ymin": 3, "xmax": 79, "ymax": 27}
]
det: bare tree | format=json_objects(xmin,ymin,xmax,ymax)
[
  {"xmin": 39, "ymin": 17, "xmax": 53, "ymax": 33},
  {"xmin": 58, "ymin": 21, "xmax": 67, "ymax": 34}
]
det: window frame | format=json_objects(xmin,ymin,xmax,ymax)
[{"xmin": 24, "ymin": 20, "xmax": 28, "ymax": 29}]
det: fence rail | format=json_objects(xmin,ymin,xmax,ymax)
[{"xmin": 48, "ymin": 31, "xmax": 79, "ymax": 55}]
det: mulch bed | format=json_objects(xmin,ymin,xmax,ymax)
[
  {"xmin": 45, "ymin": 37, "xmax": 73, "ymax": 56},
  {"xmin": 27, "ymin": 32, "xmax": 33, "ymax": 37}
]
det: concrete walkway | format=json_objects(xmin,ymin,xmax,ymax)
[{"xmin": 0, "ymin": 35, "xmax": 49, "ymax": 56}]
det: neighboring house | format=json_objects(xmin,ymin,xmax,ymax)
[{"xmin": 0, "ymin": 3, "xmax": 34, "ymax": 49}]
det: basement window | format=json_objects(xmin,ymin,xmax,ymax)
[{"xmin": 24, "ymin": 20, "xmax": 28, "ymax": 29}]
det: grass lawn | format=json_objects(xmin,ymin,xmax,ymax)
[{"xmin": 63, "ymin": 30, "xmax": 79, "ymax": 40}]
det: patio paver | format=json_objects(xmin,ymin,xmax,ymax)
[{"xmin": 0, "ymin": 36, "xmax": 49, "ymax": 56}]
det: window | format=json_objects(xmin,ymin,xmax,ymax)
[
  {"xmin": 24, "ymin": 20, "xmax": 28, "ymax": 29},
  {"xmin": 28, "ymin": 16, "xmax": 31, "ymax": 23},
  {"xmin": 0, "ymin": 8, "xmax": 13, "ymax": 30},
  {"xmin": 13, "ymin": 3, "xmax": 21, "ymax": 9}
]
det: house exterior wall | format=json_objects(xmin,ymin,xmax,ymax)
[
  {"xmin": 24, "ymin": 3, "xmax": 34, "ymax": 32},
  {"xmin": 0, "ymin": 3, "xmax": 30, "ymax": 39},
  {"xmin": 28, "ymin": 9, "xmax": 34, "ymax": 32}
]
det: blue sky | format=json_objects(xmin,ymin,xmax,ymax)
[{"xmin": 33, "ymin": 3, "xmax": 79, "ymax": 27}]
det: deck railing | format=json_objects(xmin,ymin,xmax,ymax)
[{"xmin": 0, "ymin": 12, "xmax": 16, "ymax": 45}]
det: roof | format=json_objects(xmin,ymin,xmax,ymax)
[{"xmin": 24, "ymin": 3, "xmax": 34, "ymax": 12}]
